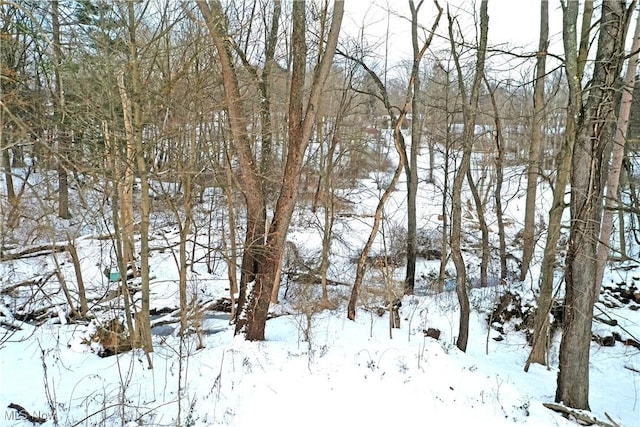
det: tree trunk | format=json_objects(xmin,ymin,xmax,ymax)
[
  {"xmin": 318, "ymin": 90, "xmax": 349, "ymax": 309},
  {"xmin": 128, "ymin": 1, "xmax": 153, "ymax": 359},
  {"xmin": 557, "ymin": 0, "xmax": 630, "ymax": 410},
  {"xmin": 259, "ymin": 0, "xmax": 281, "ymax": 205},
  {"xmin": 404, "ymin": 0, "xmax": 425, "ymax": 295},
  {"xmin": 484, "ymin": 79, "xmax": 507, "ymax": 280},
  {"xmin": 67, "ymin": 244, "xmax": 88, "ymax": 317},
  {"xmin": 243, "ymin": 0, "xmax": 343, "ymax": 340},
  {"xmin": 343, "ymin": 3, "xmax": 441, "ymax": 318},
  {"xmin": 595, "ymin": 8, "xmax": 640, "ymax": 291},
  {"xmin": 52, "ymin": 0, "xmax": 71, "ymax": 219},
  {"xmin": 197, "ymin": 1, "xmax": 268, "ymax": 331},
  {"xmin": 525, "ymin": 0, "xmax": 590, "ymax": 371},
  {"xmin": 348, "ymin": 126, "xmax": 408, "ymax": 320},
  {"xmin": 466, "ymin": 168, "xmax": 489, "ymax": 287},
  {"xmin": 447, "ymin": 0, "xmax": 488, "ymax": 352},
  {"xmin": 2, "ymin": 146, "xmax": 15, "ymax": 204},
  {"xmin": 520, "ymin": 0, "xmax": 548, "ymax": 281},
  {"xmin": 198, "ymin": 0, "xmax": 344, "ymax": 340}
]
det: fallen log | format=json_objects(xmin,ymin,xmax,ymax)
[
  {"xmin": 1, "ymin": 244, "xmax": 67, "ymax": 261},
  {"xmin": 543, "ymin": 402, "xmax": 620, "ymax": 427}
]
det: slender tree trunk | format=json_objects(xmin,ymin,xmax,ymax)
[
  {"xmin": 466, "ymin": 168, "xmax": 489, "ymax": 287},
  {"xmin": 437, "ymin": 138, "xmax": 450, "ymax": 293},
  {"xmin": 221, "ymin": 145, "xmax": 239, "ymax": 321},
  {"xmin": 116, "ymin": 71, "xmax": 137, "ymax": 286},
  {"xmin": 344, "ymin": 3, "xmax": 440, "ymax": 318},
  {"xmin": 67, "ymin": 244, "xmax": 88, "ymax": 317},
  {"xmin": 320, "ymin": 132, "xmax": 338, "ymax": 308},
  {"xmin": 2, "ymin": 146, "xmax": 15, "ymax": 203},
  {"xmin": 52, "ymin": 0, "xmax": 70, "ymax": 219},
  {"xmin": 405, "ymin": 0, "xmax": 425, "ymax": 295},
  {"xmin": 260, "ymin": 0, "xmax": 281, "ymax": 202},
  {"xmin": 447, "ymin": 0, "xmax": 488, "ymax": 352},
  {"xmin": 557, "ymin": 0, "xmax": 630, "ymax": 410},
  {"xmin": 318, "ymin": 92, "xmax": 349, "ymax": 309},
  {"xmin": 125, "ymin": 1, "xmax": 152, "ymax": 359},
  {"xmin": 105, "ymin": 120, "xmax": 137, "ymax": 348},
  {"xmin": 349, "ymin": 126, "xmax": 408, "ymax": 320},
  {"xmin": 521, "ymin": 0, "xmax": 548, "ymax": 281},
  {"xmin": 178, "ymin": 189, "xmax": 191, "ymax": 336},
  {"xmin": 484, "ymin": 79, "xmax": 507, "ymax": 280}
]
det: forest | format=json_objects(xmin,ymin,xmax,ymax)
[{"xmin": 1, "ymin": 1, "xmax": 639, "ymax": 426}]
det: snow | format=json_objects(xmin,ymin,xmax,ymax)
[
  {"xmin": 1, "ymin": 139, "xmax": 639, "ymax": 426},
  {"xmin": 2, "ymin": 292, "xmax": 636, "ymax": 426}
]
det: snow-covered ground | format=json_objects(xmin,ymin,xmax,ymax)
[{"xmin": 1, "ymin": 139, "xmax": 639, "ymax": 426}]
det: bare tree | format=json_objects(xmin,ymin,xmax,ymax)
[
  {"xmin": 52, "ymin": 0, "xmax": 71, "ymax": 219},
  {"xmin": 447, "ymin": 0, "xmax": 489, "ymax": 352},
  {"xmin": 525, "ymin": 0, "xmax": 593, "ymax": 371},
  {"xmin": 198, "ymin": 0, "xmax": 344, "ymax": 340},
  {"xmin": 557, "ymin": 0, "xmax": 633, "ymax": 410},
  {"xmin": 520, "ymin": 0, "xmax": 548, "ymax": 281},
  {"xmin": 197, "ymin": 0, "xmax": 268, "ymax": 335},
  {"xmin": 596, "ymin": 7, "xmax": 640, "ymax": 291},
  {"xmin": 341, "ymin": 1, "xmax": 441, "ymax": 319},
  {"xmin": 483, "ymin": 78, "xmax": 507, "ymax": 281},
  {"xmin": 405, "ymin": 0, "xmax": 442, "ymax": 295}
]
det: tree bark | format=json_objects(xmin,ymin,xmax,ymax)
[
  {"xmin": 466, "ymin": 167, "xmax": 489, "ymax": 288},
  {"xmin": 595, "ymin": 7, "xmax": 640, "ymax": 292},
  {"xmin": 197, "ymin": 1, "xmax": 268, "ymax": 331},
  {"xmin": 557, "ymin": 0, "xmax": 630, "ymax": 410},
  {"xmin": 241, "ymin": 0, "xmax": 344, "ymax": 340},
  {"xmin": 404, "ymin": 0, "xmax": 441, "ymax": 295}
]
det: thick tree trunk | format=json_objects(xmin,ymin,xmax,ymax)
[
  {"xmin": 234, "ymin": 0, "xmax": 344, "ymax": 340},
  {"xmin": 197, "ymin": 1, "xmax": 268, "ymax": 331},
  {"xmin": 248, "ymin": 1, "xmax": 343, "ymax": 340},
  {"xmin": 520, "ymin": 0, "xmax": 548, "ymax": 281},
  {"xmin": 596, "ymin": 9, "xmax": 640, "ymax": 291},
  {"xmin": 556, "ymin": 0, "xmax": 629, "ymax": 410}
]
